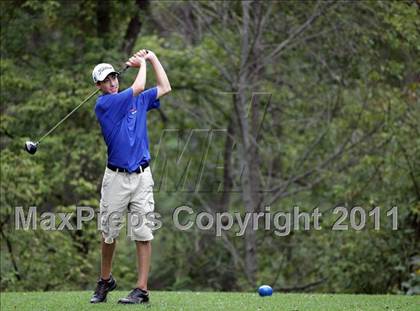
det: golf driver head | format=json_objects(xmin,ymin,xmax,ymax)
[{"xmin": 25, "ymin": 141, "xmax": 38, "ymax": 155}]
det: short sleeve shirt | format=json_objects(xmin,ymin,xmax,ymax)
[{"xmin": 95, "ymin": 87, "xmax": 160, "ymax": 172}]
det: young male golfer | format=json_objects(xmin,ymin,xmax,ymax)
[{"xmin": 90, "ymin": 49, "xmax": 171, "ymax": 304}]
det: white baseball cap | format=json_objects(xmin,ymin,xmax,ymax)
[{"xmin": 92, "ymin": 63, "xmax": 118, "ymax": 83}]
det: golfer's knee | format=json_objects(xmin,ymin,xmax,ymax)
[{"xmin": 102, "ymin": 239, "xmax": 115, "ymax": 245}]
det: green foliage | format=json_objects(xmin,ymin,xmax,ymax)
[{"xmin": 1, "ymin": 0, "xmax": 419, "ymax": 294}]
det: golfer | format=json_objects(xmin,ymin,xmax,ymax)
[{"xmin": 90, "ymin": 49, "xmax": 171, "ymax": 304}]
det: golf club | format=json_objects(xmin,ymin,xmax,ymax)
[{"xmin": 24, "ymin": 64, "xmax": 131, "ymax": 155}]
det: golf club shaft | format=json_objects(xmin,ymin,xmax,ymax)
[
  {"xmin": 36, "ymin": 88, "xmax": 100, "ymax": 144},
  {"xmin": 36, "ymin": 65, "xmax": 130, "ymax": 145}
]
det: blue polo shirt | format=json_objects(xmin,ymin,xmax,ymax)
[{"xmin": 95, "ymin": 87, "xmax": 160, "ymax": 172}]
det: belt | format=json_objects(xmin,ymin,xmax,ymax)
[{"xmin": 107, "ymin": 162, "xmax": 149, "ymax": 174}]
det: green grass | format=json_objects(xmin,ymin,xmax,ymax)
[{"xmin": 0, "ymin": 291, "xmax": 419, "ymax": 311}]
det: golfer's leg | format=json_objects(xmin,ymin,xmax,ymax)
[
  {"xmin": 101, "ymin": 238, "xmax": 116, "ymax": 280},
  {"xmin": 129, "ymin": 167, "xmax": 155, "ymax": 290},
  {"xmin": 99, "ymin": 168, "xmax": 131, "ymax": 277},
  {"xmin": 136, "ymin": 240, "xmax": 151, "ymax": 290}
]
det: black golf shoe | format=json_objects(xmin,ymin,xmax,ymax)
[
  {"xmin": 118, "ymin": 288, "xmax": 149, "ymax": 304},
  {"xmin": 90, "ymin": 275, "xmax": 117, "ymax": 303}
]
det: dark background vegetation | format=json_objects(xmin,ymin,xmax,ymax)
[{"xmin": 1, "ymin": 0, "xmax": 419, "ymax": 294}]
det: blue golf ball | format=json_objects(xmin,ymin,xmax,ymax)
[{"xmin": 258, "ymin": 285, "xmax": 273, "ymax": 297}]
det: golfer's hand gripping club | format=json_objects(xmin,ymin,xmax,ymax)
[{"xmin": 125, "ymin": 50, "xmax": 149, "ymax": 69}]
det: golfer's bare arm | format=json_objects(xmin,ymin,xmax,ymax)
[
  {"xmin": 147, "ymin": 52, "xmax": 171, "ymax": 99},
  {"xmin": 126, "ymin": 50, "xmax": 147, "ymax": 96},
  {"xmin": 131, "ymin": 61, "xmax": 146, "ymax": 96}
]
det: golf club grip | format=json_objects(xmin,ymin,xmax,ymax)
[
  {"xmin": 120, "ymin": 50, "xmax": 149, "ymax": 74},
  {"xmin": 119, "ymin": 65, "xmax": 130, "ymax": 75}
]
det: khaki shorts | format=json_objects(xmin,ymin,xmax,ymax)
[{"xmin": 99, "ymin": 166, "xmax": 155, "ymax": 244}]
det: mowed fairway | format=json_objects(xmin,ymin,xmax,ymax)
[{"xmin": 1, "ymin": 291, "xmax": 419, "ymax": 311}]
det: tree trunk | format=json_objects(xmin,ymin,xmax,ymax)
[
  {"xmin": 96, "ymin": 0, "xmax": 110, "ymax": 41},
  {"xmin": 234, "ymin": 87, "xmax": 260, "ymax": 287},
  {"xmin": 120, "ymin": 0, "xmax": 150, "ymax": 55},
  {"xmin": 234, "ymin": 1, "xmax": 263, "ymax": 288},
  {"xmin": 217, "ymin": 117, "xmax": 235, "ymax": 213}
]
